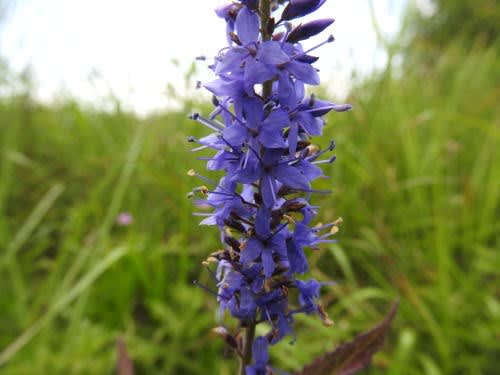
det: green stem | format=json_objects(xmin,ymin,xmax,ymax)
[
  {"xmin": 260, "ymin": 0, "xmax": 271, "ymax": 41},
  {"xmin": 239, "ymin": 323, "xmax": 256, "ymax": 375}
]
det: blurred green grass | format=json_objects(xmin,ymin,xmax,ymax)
[{"xmin": 0, "ymin": 38, "xmax": 499, "ymax": 374}]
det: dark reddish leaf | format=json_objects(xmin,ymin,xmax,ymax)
[
  {"xmin": 116, "ymin": 337, "xmax": 134, "ymax": 375},
  {"xmin": 295, "ymin": 300, "xmax": 399, "ymax": 375}
]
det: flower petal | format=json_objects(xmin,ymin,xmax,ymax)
[
  {"xmin": 243, "ymin": 58, "xmax": 275, "ymax": 94},
  {"xmin": 252, "ymin": 337, "xmax": 269, "ymax": 366},
  {"xmin": 286, "ymin": 237, "xmax": 309, "ymax": 274},
  {"xmin": 262, "ymin": 249, "xmax": 275, "ymax": 278},
  {"xmin": 236, "ymin": 7, "xmax": 259, "ymax": 45},
  {"xmin": 273, "ymin": 164, "xmax": 309, "ymax": 190},
  {"xmin": 296, "ymin": 160, "xmax": 324, "ymax": 181},
  {"xmin": 261, "ymin": 174, "xmax": 278, "ymax": 208},
  {"xmin": 259, "ymin": 126, "xmax": 287, "ymax": 149},
  {"xmin": 254, "ymin": 208, "xmax": 271, "ymax": 238},
  {"xmin": 257, "ymin": 41, "xmax": 290, "ymax": 65},
  {"xmin": 241, "ymin": 237, "xmax": 263, "ymax": 263},
  {"xmin": 286, "ymin": 60, "xmax": 320, "ymax": 85}
]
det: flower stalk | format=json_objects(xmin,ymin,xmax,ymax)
[
  {"xmin": 259, "ymin": 0, "xmax": 272, "ymax": 99},
  {"xmin": 240, "ymin": 322, "xmax": 256, "ymax": 375}
]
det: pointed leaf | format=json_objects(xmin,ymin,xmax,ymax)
[{"xmin": 295, "ymin": 301, "xmax": 399, "ymax": 375}]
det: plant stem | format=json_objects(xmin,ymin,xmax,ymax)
[
  {"xmin": 239, "ymin": 2, "xmax": 271, "ymax": 374},
  {"xmin": 239, "ymin": 322, "xmax": 256, "ymax": 375},
  {"xmin": 260, "ymin": 0, "xmax": 271, "ymax": 41},
  {"xmin": 260, "ymin": 0, "xmax": 273, "ymax": 99}
]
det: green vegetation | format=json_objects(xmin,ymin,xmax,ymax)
[
  {"xmin": 407, "ymin": 0, "xmax": 499, "ymax": 50},
  {"xmin": 1, "ymin": 4, "xmax": 499, "ymax": 375}
]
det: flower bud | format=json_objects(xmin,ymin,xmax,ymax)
[
  {"xmin": 281, "ymin": 0, "xmax": 327, "ymax": 21},
  {"xmin": 286, "ymin": 18, "xmax": 335, "ymax": 43}
]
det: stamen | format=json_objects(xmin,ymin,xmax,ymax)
[
  {"xmin": 246, "ymin": 144, "xmax": 264, "ymax": 163},
  {"xmin": 203, "ymin": 262, "xmax": 219, "ymax": 281},
  {"xmin": 312, "ymin": 155, "xmax": 336, "ymax": 165},
  {"xmin": 291, "ymin": 187, "xmax": 332, "ymax": 195},
  {"xmin": 300, "ymin": 35, "xmax": 334, "ymax": 56},
  {"xmin": 313, "ymin": 222, "xmax": 335, "ymax": 232},
  {"xmin": 193, "ymin": 185, "xmax": 209, "ymax": 195},
  {"xmin": 306, "ymin": 140, "xmax": 335, "ymax": 162},
  {"xmin": 189, "ymin": 112, "xmax": 225, "ymax": 131},
  {"xmin": 187, "ymin": 169, "xmax": 217, "ymax": 185},
  {"xmin": 280, "ymin": 22, "xmax": 293, "ymax": 45},
  {"xmin": 188, "ymin": 136, "xmax": 221, "ymax": 150},
  {"xmin": 318, "ymin": 304, "xmax": 334, "ymax": 326},
  {"xmin": 191, "ymin": 145, "xmax": 209, "ymax": 152},
  {"xmin": 219, "ymin": 135, "xmax": 237, "ymax": 150},
  {"xmin": 205, "ymin": 190, "xmax": 237, "ymax": 197},
  {"xmin": 217, "ymin": 101, "xmax": 245, "ymax": 125},
  {"xmin": 192, "ymin": 280, "xmax": 221, "ymax": 298},
  {"xmin": 266, "ymin": 222, "xmax": 289, "ymax": 241}
]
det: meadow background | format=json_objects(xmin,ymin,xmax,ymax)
[{"xmin": 0, "ymin": 1, "xmax": 499, "ymax": 374}]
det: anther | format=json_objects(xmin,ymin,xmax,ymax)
[
  {"xmin": 305, "ymin": 144, "xmax": 320, "ymax": 156},
  {"xmin": 302, "ymin": 35, "xmax": 335, "ymax": 56},
  {"xmin": 309, "ymin": 93, "xmax": 316, "ymax": 107},
  {"xmin": 318, "ymin": 304, "xmax": 334, "ymax": 327}
]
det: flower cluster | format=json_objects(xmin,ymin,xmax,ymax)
[{"xmin": 189, "ymin": 0, "xmax": 351, "ymax": 373}]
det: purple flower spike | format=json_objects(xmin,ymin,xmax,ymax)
[{"xmin": 189, "ymin": 0, "xmax": 351, "ymax": 372}]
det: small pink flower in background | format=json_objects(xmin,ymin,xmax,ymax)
[{"xmin": 116, "ymin": 212, "xmax": 133, "ymax": 227}]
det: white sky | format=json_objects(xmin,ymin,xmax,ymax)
[{"xmin": 0, "ymin": 0, "xmax": 406, "ymax": 115}]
